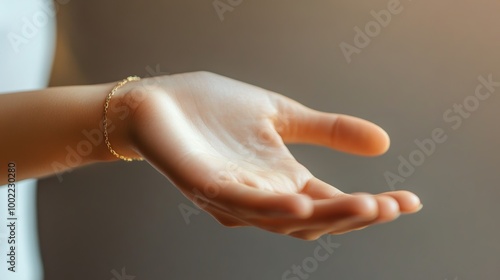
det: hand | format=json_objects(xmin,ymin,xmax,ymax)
[{"xmin": 118, "ymin": 71, "xmax": 422, "ymax": 240}]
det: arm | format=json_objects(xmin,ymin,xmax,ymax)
[
  {"xmin": 0, "ymin": 71, "xmax": 421, "ymax": 239},
  {"xmin": 0, "ymin": 82, "xmax": 129, "ymax": 183}
]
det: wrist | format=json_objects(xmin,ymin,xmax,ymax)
[
  {"xmin": 101, "ymin": 78, "xmax": 145, "ymax": 162},
  {"xmin": 103, "ymin": 76, "xmax": 168, "ymax": 162}
]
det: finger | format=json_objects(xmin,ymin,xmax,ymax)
[
  {"xmin": 247, "ymin": 194, "xmax": 378, "ymax": 234},
  {"xmin": 206, "ymin": 181, "xmax": 314, "ymax": 219},
  {"xmin": 274, "ymin": 99, "xmax": 390, "ymax": 156},
  {"xmin": 351, "ymin": 193, "xmax": 400, "ymax": 223},
  {"xmin": 306, "ymin": 194, "xmax": 379, "ymax": 225},
  {"xmin": 289, "ymin": 213, "xmax": 373, "ymax": 240},
  {"xmin": 329, "ymin": 224, "xmax": 370, "ymax": 235},
  {"xmin": 329, "ymin": 193, "xmax": 416, "ymax": 235},
  {"xmin": 291, "ymin": 194, "xmax": 391, "ymax": 239},
  {"xmin": 330, "ymin": 192, "xmax": 421, "ymax": 235},
  {"xmin": 379, "ymin": 190, "xmax": 422, "ymax": 213},
  {"xmin": 329, "ymin": 227, "xmax": 365, "ymax": 235},
  {"xmin": 289, "ymin": 229, "xmax": 325, "ymax": 241},
  {"xmin": 300, "ymin": 177, "xmax": 343, "ymax": 199},
  {"xmin": 328, "ymin": 193, "xmax": 401, "ymax": 235}
]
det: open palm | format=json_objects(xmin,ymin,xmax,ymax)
[{"xmin": 127, "ymin": 72, "xmax": 421, "ymax": 240}]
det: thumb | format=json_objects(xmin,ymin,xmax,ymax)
[{"xmin": 273, "ymin": 98, "xmax": 390, "ymax": 156}]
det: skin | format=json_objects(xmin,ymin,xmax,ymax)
[{"xmin": 0, "ymin": 71, "xmax": 421, "ymax": 240}]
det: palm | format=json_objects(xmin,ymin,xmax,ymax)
[{"xmin": 132, "ymin": 72, "xmax": 421, "ymax": 240}]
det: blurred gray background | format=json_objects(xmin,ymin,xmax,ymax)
[{"xmin": 39, "ymin": 0, "xmax": 500, "ymax": 279}]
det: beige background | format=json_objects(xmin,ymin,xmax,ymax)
[{"xmin": 39, "ymin": 0, "xmax": 500, "ymax": 279}]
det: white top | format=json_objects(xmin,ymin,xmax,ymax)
[{"xmin": 0, "ymin": 0, "xmax": 56, "ymax": 278}]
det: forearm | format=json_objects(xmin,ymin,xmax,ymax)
[{"xmin": 0, "ymin": 81, "xmax": 138, "ymax": 184}]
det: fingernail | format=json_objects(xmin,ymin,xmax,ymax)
[{"xmin": 415, "ymin": 204, "xmax": 423, "ymax": 212}]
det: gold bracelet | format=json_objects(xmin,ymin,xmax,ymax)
[{"xmin": 103, "ymin": 76, "xmax": 144, "ymax": 161}]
